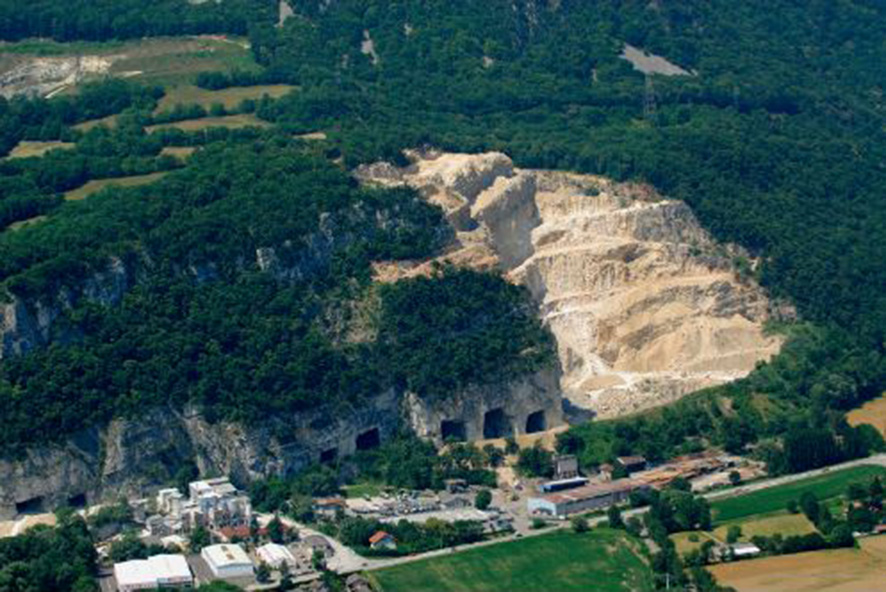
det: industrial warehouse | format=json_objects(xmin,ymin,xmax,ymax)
[{"xmin": 528, "ymin": 479, "xmax": 649, "ymax": 518}]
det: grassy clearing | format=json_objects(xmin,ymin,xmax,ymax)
[
  {"xmin": 63, "ymin": 172, "xmax": 169, "ymax": 201},
  {"xmin": 146, "ymin": 113, "xmax": 270, "ymax": 133},
  {"xmin": 72, "ymin": 114, "xmax": 119, "ymax": 132},
  {"xmin": 154, "ymin": 84, "xmax": 294, "ymax": 113},
  {"xmin": 6, "ymin": 141, "xmax": 75, "ymax": 159},
  {"xmin": 713, "ymin": 513, "xmax": 817, "ymax": 542},
  {"xmin": 670, "ymin": 531, "xmax": 717, "ymax": 555},
  {"xmin": 6, "ymin": 216, "xmax": 48, "ymax": 232},
  {"xmin": 342, "ymin": 482, "xmax": 386, "ymax": 499},
  {"xmin": 372, "ymin": 529, "xmax": 653, "ymax": 592},
  {"xmin": 160, "ymin": 146, "xmax": 198, "ymax": 160},
  {"xmin": 711, "ymin": 465, "xmax": 886, "ymax": 523},
  {"xmin": 709, "ymin": 535, "xmax": 886, "ymax": 592},
  {"xmin": 0, "ymin": 39, "xmax": 126, "ymax": 56},
  {"xmin": 848, "ymin": 393, "xmax": 886, "ymax": 436}
]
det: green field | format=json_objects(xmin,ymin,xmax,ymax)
[
  {"xmin": 372, "ymin": 529, "xmax": 653, "ymax": 592},
  {"xmin": 711, "ymin": 465, "xmax": 886, "ymax": 523},
  {"xmin": 154, "ymin": 84, "xmax": 295, "ymax": 113},
  {"xmin": 145, "ymin": 113, "xmax": 271, "ymax": 132}
]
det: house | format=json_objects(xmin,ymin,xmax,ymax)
[
  {"xmin": 369, "ymin": 531, "xmax": 397, "ymax": 551},
  {"xmin": 201, "ymin": 544, "xmax": 254, "ymax": 579},
  {"xmin": 528, "ymin": 479, "xmax": 649, "ymax": 518},
  {"xmin": 114, "ymin": 554, "xmax": 193, "ymax": 592},
  {"xmin": 257, "ymin": 543, "xmax": 296, "ymax": 569},
  {"xmin": 313, "ymin": 497, "xmax": 347, "ymax": 517},
  {"xmin": 730, "ymin": 542, "xmax": 762, "ymax": 559},
  {"xmin": 616, "ymin": 456, "xmax": 648, "ymax": 474}
]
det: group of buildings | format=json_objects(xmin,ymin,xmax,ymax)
[
  {"xmin": 528, "ymin": 453, "xmax": 755, "ymax": 519},
  {"xmin": 146, "ymin": 477, "xmax": 253, "ymax": 538}
]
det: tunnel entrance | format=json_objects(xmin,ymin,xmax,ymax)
[
  {"xmin": 15, "ymin": 496, "xmax": 45, "ymax": 515},
  {"xmin": 441, "ymin": 420, "xmax": 467, "ymax": 442},
  {"xmin": 483, "ymin": 408, "xmax": 512, "ymax": 439},
  {"xmin": 356, "ymin": 428, "xmax": 381, "ymax": 451},
  {"xmin": 525, "ymin": 410, "xmax": 547, "ymax": 434},
  {"xmin": 320, "ymin": 448, "xmax": 338, "ymax": 464}
]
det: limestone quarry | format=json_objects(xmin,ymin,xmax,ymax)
[
  {"xmin": 357, "ymin": 151, "xmax": 785, "ymax": 419},
  {"xmin": 0, "ymin": 55, "xmax": 116, "ymax": 99}
]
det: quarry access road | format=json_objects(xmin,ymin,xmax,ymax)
[{"xmin": 270, "ymin": 453, "xmax": 886, "ymax": 575}]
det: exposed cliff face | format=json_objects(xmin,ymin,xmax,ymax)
[
  {"xmin": 0, "ymin": 370, "xmax": 561, "ymax": 519},
  {"xmin": 359, "ymin": 151, "xmax": 785, "ymax": 419}
]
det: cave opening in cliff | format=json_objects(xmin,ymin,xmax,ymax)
[
  {"xmin": 356, "ymin": 428, "xmax": 381, "ymax": 451},
  {"xmin": 441, "ymin": 420, "xmax": 467, "ymax": 442},
  {"xmin": 320, "ymin": 448, "xmax": 338, "ymax": 464},
  {"xmin": 525, "ymin": 410, "xmax": 547, "ymax": 434},
  {"xmin": 483, "ymin": 408, "xmax": 512, "ymax": 439},
  {"xmin": 15, "ymin": 496, "xmax": 45, "ymax": 515},
  {"xmin": 67, "ymin": 493, "xmax": 87, "ymax": 509}
]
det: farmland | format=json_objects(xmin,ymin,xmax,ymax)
[
  {"xmin": 711, "ymin": 465, "xmax": 886, "ymax": 523},
  {"xmin": 145, "ymin": 113, "xmax": 270, "ymax": 133},
  {"xmin": 5, "ymin": 141, "xmax": 75, "ymax": 159},
  {"xmin": 848, "ymin": 394, "xmax": 886, "ymax": 437},
  {"xmin": 372, "ymin": 529, "xmax": 653, "ymax": 592},
  {"xmin": 154, "ymin": 83, "xmax": 294, "ymax": 113},
  {"xmin": 63, "ymin": 171, "xmax": 169, "ymax": 201},
  {"xmin": 709, "ymin": 535, "xmax": 886, "ymax": 592}
]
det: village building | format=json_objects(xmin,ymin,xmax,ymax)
[
  {"xmin": 257, "ymin": 542, "xmax": 297, "ymax": 569},
  {"xmin": 201, "ymin": 544, "xmax": 254, "ymax": 579},
  {"xmin": 114, "ymin": 554, "xmax": 193, "ymax": 592},
  {"xmin": 369, "ymin": 531, "xmax": 397, "ymax": 551},
  {"xmin": 616, "ymin": 456, "xmax": 648, "ymax": 474}
]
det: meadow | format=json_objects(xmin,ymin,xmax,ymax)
[
  {"xmin": 711, "ymin": 465, "xmax": 886, "ymax": 523},
  {"xmin": 371, "ymin": 529, "xmax": 653, "ymax": 592},
  {"xmin": 63, "ymin": 172, "xmax": 170, "ymax": 201}
]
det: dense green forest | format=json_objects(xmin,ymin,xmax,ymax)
[
  {"xmin": 0, "ymin": 141, "xmax": 551, "ymax": 451},
  {"xmin": 2, "ymin": 1, "xmax": 886, "ymax": 472},
  {"xmin": 0, "ymin": 511, "xmax": 96, "ymax": 592},
  {"xmin": 0, "ymin": 0, "xmax": 276, "ymax": 41}
]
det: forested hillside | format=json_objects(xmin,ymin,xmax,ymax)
[
  {"xmin": 2, "ymin": 1, "xmax": 886, "ymax": 469},
  {"xmin": 0, "ymin": 0, "xmax": 276, "ymax": 41}
]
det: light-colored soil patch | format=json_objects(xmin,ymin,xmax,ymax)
[
  {"xmin": 0, "ymin": 513, "xmax": 57, "ymax": 539},
  {"xmin": 160, "ymin": 146, "xmax": 198, "ymax": 159},
  {"xmin": 296, "ymin": 131, "xmax": 328, "ymax": 141},
  {"xmin": 709, "ymin": 536, "xmax": 886, "ymax": 592},
  {"xmin": 64, "ymin": 171, "xmax": 169, "ymax": 201},
  {"xmin": 620, "ymin": 44, "xmax": 692, "ymax": 77},
  {"xmin": 146, "ymin": 113, "xmax": 271, "ymax": 132},
  {"xmin": 154, "ymin": 84, "xmax": 294, "ymax": 113},
  {"xmin": 848, "ymin": 393, "xmax": 886, "ymax": 436},
  {"xmin": 6, "ymin": 141, "xmax": 75, "ymax": 159},
  {"xmin": 713, "ymin": 513, "xmax": 817, "ymax": 542}
]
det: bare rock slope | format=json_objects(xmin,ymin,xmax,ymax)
[{"xmin": 358, "ymin": 151, "xmax": 784, "ymax": 418}]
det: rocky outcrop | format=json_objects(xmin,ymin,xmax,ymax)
[
  {"xmin": 0, "ymin": 370, "xmax": 561, "ymax": 518},
  {"xmin": 359, "ymin": 151, "xmax": 786, "ymax": 419},
  {"xmin": 405, "ymin": 366, "xmax": 562, "ymax": 445},
  {"xmin": 0, "ymin": 256, "xmax": 130, "ymax": 359}
]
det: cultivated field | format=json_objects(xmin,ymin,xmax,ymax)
[
  {"xmin": 64, "ymin": 171, "xmax": 169, "ymax": 201},
  {"xmin": 146, "ymin": 113, "xmax": 271, "ymax": 133},
  {"xmin": 154, "ymin": 84, "xmax": 294, "ymax": 113},
  {"xmin": 711, "ymin": 465, "xmax": 886, "ymax": 523},
  {"xmin": 710, "ymin": 535, "xmax": 886, "ymax": 592},
  {"xmin": 713, "ymin": 513, "xmax": 817, "ymax": 541},
  {"xmin": 6, "ymin": 141, "xmax": 75, "ymax": 159},
  {"xmin": 372, "ymin": 529, "xmax": 653, "ymax": 592},
  {"xmin": 848, "ymin": 394, "xmax": 886, "ymax": 436}
]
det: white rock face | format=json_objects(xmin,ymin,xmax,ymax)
[{"xmin": 359, "ymin": 151, "xmax": 785, "ymax": 419}]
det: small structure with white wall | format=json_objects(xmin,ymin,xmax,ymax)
[
  {"xmin": 201, "ymin": 544, "xmax": 254, "ymax": 579},
  {"xmin": 114, "ymin": 554, "xmax": 193, "ymax": 591},
  {"xmin": 256, "ymin": 543, "xmax": 296, "ymax": 569}
]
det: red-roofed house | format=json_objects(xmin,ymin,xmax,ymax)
[{"xmin": 368, "ymin": 531, "xmax": 397, "ymax": 551}]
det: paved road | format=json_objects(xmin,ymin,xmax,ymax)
[{"xmin": 272, "ymin": 453, "xmax": 886, "ymax": 575}]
